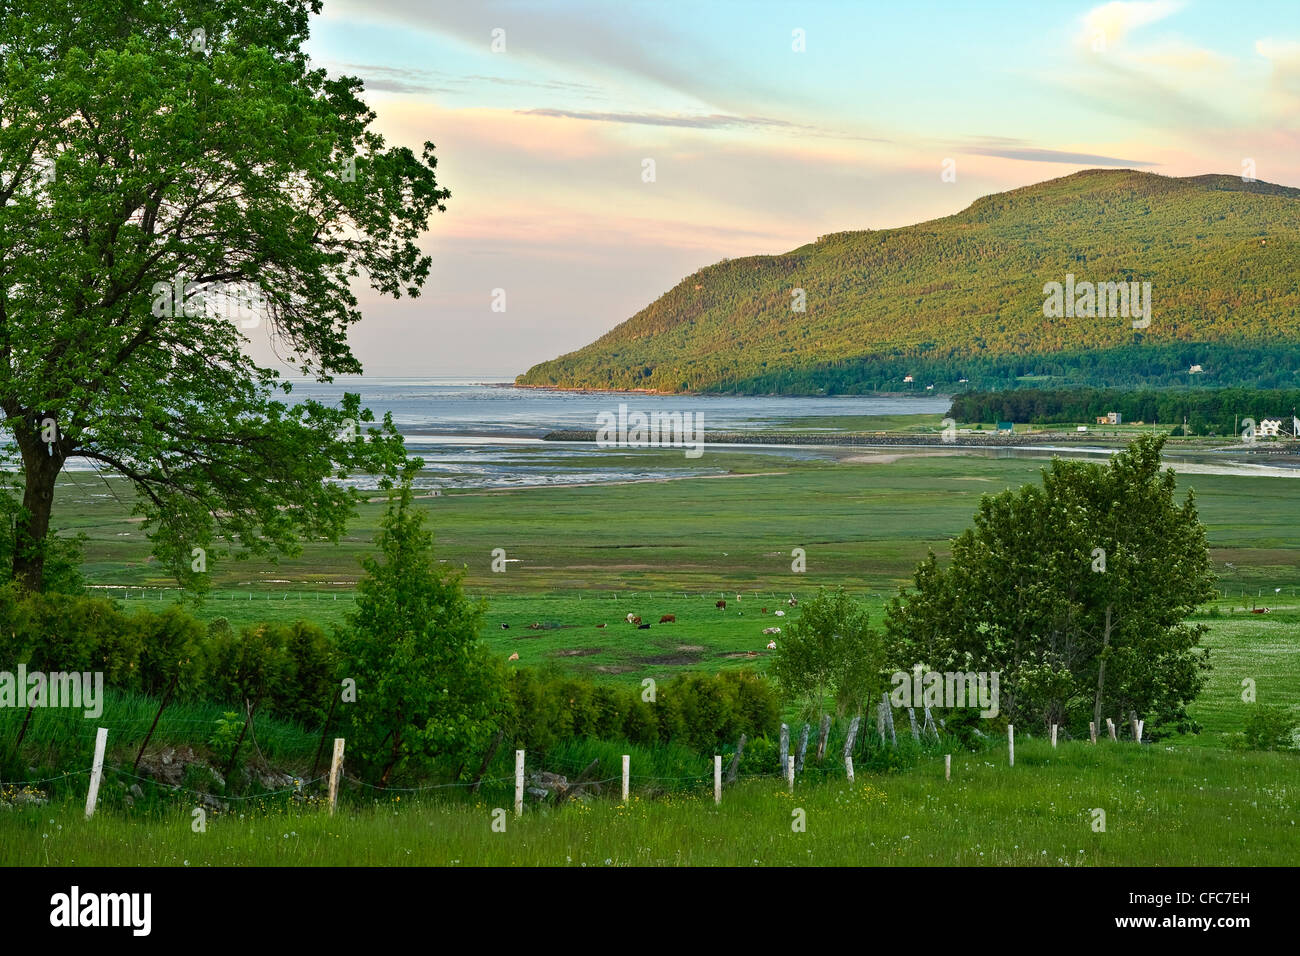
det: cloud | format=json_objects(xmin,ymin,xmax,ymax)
[
  {"xmin": 1080, "ymin": 1, "xmax": 1183, "ymax": 50},
  {"xmin": 514, "ymin": 109, "xmax": 805, "ymax": 131},
  {"xmin": 957, "ymin": 144, "xmax": 1155, "ymax": 166},
  {"xmin": 318, "ymin": 61, "xmax": 604, "ymax": 98}
]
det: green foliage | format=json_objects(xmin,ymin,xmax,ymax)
[
  {"xmin": 885, "ymin": 435, "xmax": 1217, "ymax": 737},
  {"xmin": 949, "ymin": 386, "xmax": 1300, "ymax": 436},
  {"xmin": 201, "ymin": 619, "xmax": 336, "ymax": 725},
  {"xmin": 207, "ymin": 711, "xmax": 246, "ymax": 774},
  {"xmin": 770, "ymin": 586, "xmax": 885, "ymax": 719},
  {"xmin": 504, "ymin": 669, "xmax": 778, "ymax": 755},
  {"xmin": 338, "ymin": 479, "xmax": 506, "ymax": 785},
  {"xmin": 0, "ymin": 0, "xmax": 446, "ymax": 591},
  {"xmin": 1242, "ymin": 706, "xmax": 1296, "ymax": 751},
  {"xmin": 517, "ymin": 170, "xmax": 1300, "ymax": 394}
]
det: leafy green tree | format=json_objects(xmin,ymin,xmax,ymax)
[
  {"xmin": 770, "ymin": 586, "xmax": 885, "ymax": 722},
  {"xmin": 885, "ymin": 435, "xmax": 1216, "ymax": 735},
  {"xmin": 0, "ymin": 0, "xmax": 447, "ymax": 591},
  {"xmin": 339, "ymin": 478, "xmax": 505, "ymax": 787}
]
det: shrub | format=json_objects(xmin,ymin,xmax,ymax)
[{"xmin": 1243, "ymin": 706, "xmax": 1297, "ymax": 751}]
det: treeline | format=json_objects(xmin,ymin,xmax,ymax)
[{"xmin": 948, "ymin": 387, "xmax": 1300, "ymax": 436}]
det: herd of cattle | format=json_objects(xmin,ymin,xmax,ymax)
[{"xmin": 497, "ymin": 595, "xmax": 798, "ymax": 653}]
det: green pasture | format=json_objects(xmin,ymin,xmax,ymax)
[{"xmin": 4, "ymin": 740, "xmax": 1295, "ymax": 866}]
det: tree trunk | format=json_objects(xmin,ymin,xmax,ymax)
[
  {"xmin": 13, "ymin": 421, "xmax": 64, "ymax": 593},
  {"xmin": 1092, "ymin": 604, "xmax": 1113, "ymax": 731}
]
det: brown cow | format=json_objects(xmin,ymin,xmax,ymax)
[
  {"xmin": 716, "ymin": 600, "xmax": 727, "ymax": 609},
  {"xmin": 628, "ymin": 615, "xmax": 642, "ymax": 625},
  {"xmin": 659, "ymin": 614, "xmax": 675, "ymax": 624}
]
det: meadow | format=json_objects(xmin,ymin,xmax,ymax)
[
  {"xmin": 3, "ymin": 741, "xmax": 1295, "ymax": 866},
  {"xmin": 4, "ymin": 444, "xmax": 1298, "ymax": 865}
]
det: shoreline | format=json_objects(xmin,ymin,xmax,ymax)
[{"xmin": 539, "ymin": 429, "xmax": 1300, "ymax": 453}]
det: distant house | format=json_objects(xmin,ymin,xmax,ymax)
[
  {"xmin": 996, "ymin": 421, "xmax": 1014, "ymax": 432},
  {"xmin": 1189, "ymin": 364, "xmax": 1204, "ymax": 374},
  {"xmin": 1102, "ymin": 411, "xmax": 1122, "ymax": 425},
  {"xmin": 1096, "ymin": 416, "xmax": 1109, "ymax": 425},
  {"xmin": 1259, "ymin": 419, "xmax": 1282, "ymax": 437},
  {"xmin": 903, "ymin": 375, "xmax": 914, "ymax": 383}
]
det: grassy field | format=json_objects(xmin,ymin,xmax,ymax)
[
  {"xmin": 5, "ymin": 444, "xmax": 1297, "ymax": 865},
  {"xmin": 4, "ymin": 741, "xmax": 1295, "ymax": 866}
]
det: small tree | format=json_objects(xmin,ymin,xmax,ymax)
[
  {"xmin": 770, "ymin": 586, "xmax": 885, "ymax": 722},
  {"xmin": 885, "ymin": 435, "xmax": 1216, "ymax": 735},
  {"xmin": 339, "ymin": 478, "xmax": 504, "ymax": 787}
]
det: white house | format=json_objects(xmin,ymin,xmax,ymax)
[
  {"xmin": 1259, "ymin": 419, "xmax": 1282, "ymax": 437},
  {"xmin": 1189, "ymin": 364, "xmax": 1204, "ymax": 374}
]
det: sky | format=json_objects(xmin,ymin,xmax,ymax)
[{"xmin": 253, "ymin": 0, "xmax": 1300, "ymax": 379}]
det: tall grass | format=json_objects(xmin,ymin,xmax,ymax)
[{"xmin": 3, "ymin": 740, "xmax": 1295, "ymax": 866}]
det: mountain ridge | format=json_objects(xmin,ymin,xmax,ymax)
[{"xmin": 516, "ymin": 169, "xmax": 1300, "ymax": 394}]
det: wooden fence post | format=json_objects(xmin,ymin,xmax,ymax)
[
  {"xmin": 945, "ymin": 753, "xmax": 951, "ymax": 781},
  {"xmin": 816, "ymin": 714, "xmax": 831, "ymax": 763},
  {"xmin": 714, "ymin": 755, "xmax": 722, "ymax": 805},
  {"xmin": 842, "ymin": 716, "xmax": 860, "ymax": 761},
  {"xmin": 795, "ymin": 723, "xmax": 810, "ymax": 772},
  {"xmin": 726, "ymin": 734, "xmax": 746, "ymax": 784},
  {"xmin": 514, "ymin": 749, "xmax": 525, "ymax": 818},
  {"xmin": 1007, "ymin": 724, "xmax": 1014, "ymax": 767},
  {"xmin": 786, "ymin": 754, "xmax": 794, "ymax": 793},
  {"xmin": 1051, "ymin": 724, "xmax": 1058, "ymax": 748},
  {"xmin": 1130, "ymin": 711, "xmax": 1142, "ymax": 743},
  {"xmin": 133, "ymin": 672, "xmax": 178, "ymax": 774},
  {"xmin": 845, "ymin": 754, "xmax": 854, "ymax": 783},
  {"xmin": 778, "ymin": 723, "xmax": 789, "ymax": 773},
  {"xmin": 882, "ymin": 692, "xmax": 897, "ymax": 746},
  {"xmin": 327, "ymin": 738, "xmax": 345, "ymax": 816},
  {"xmin": 907, "ymin": 707, "xmax": 920, "ymax": 742},
  {"xmin": 84, "ymin": 727, "xmax": 108, "ymax": 820},
  {"xmin": 1089, "ymin": 721, "xmax": 1097, "ymax": 744},
  {"xmin": 622, "ymin": 754, "xmax": 630, "ymax": 803},
  {"xmin": 1107, "ymin": 718, "xmax": 1117, "ymax": 741}
]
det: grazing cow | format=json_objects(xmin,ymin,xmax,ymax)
[
  {"xmin": 787, "ymin": 595, "xmax": 798, "ymax": 607},
  {"xmin": 715, "ymin": 600, "xmax": 727, "ymax": 609},
  {"xmin": 500, "ymin": 623, "xmax": 510, "ymax": 630},
  {"xmin": 774, "ymin": 609, "xmax": 785, "ymax": 617},
  {"xmin": 762, "ymin": 626, "xmax": 781, "ymax": 635},
  {"xmin": 761, "ymin": 607, "xmax": 767, "ymax": 615},
  {"xmin": 527, "ymin": 621, "xmax": 543, "ymax": 630},
  {"xmin": 507, "ymin": 652, "xmax": 519, "ymax": 661},
  {"xmin": 596, "ymin": 623, "xmax": 607, "ymax": 629},
  {"xmin": 637, "ymin": 623, "xmax": 651, "ymax": 630},
  {"xmin": 627, "ymin": 615, "xmax": 643, "ymax": 625},
  {"xmin": 766, "ymin": 641, "xmax": 777, "ymax": 650},
  {"xmin": 659, "ymin": 614, "xmax": 676, "ymax": 623},
  {"xmin": 1250, "ymin": 607, "xmax": 1270, "ymax": 614}
]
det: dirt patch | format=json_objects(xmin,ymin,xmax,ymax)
[
  {"xmin": 593, "ymin": 665, "xmax": 636, "ymax": 674},
  {"xmin": 675, "ymin": 644, "xmax": 705, "ymax": 652},
  {"xmin": 718, "ymin": 651, "xmax": 763, "ymax": 659},
  {"xmin": 638, "ymin": 652, "xmax": 702, "ymax": 665},
  {"xmin": 552, "ymin": 647, "xmax": 603, "ymax": 657}
]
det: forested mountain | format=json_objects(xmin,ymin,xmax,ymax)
[{"xmin": 517, "ymin": 170, "xmax": 1300, "ymax": 393}]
